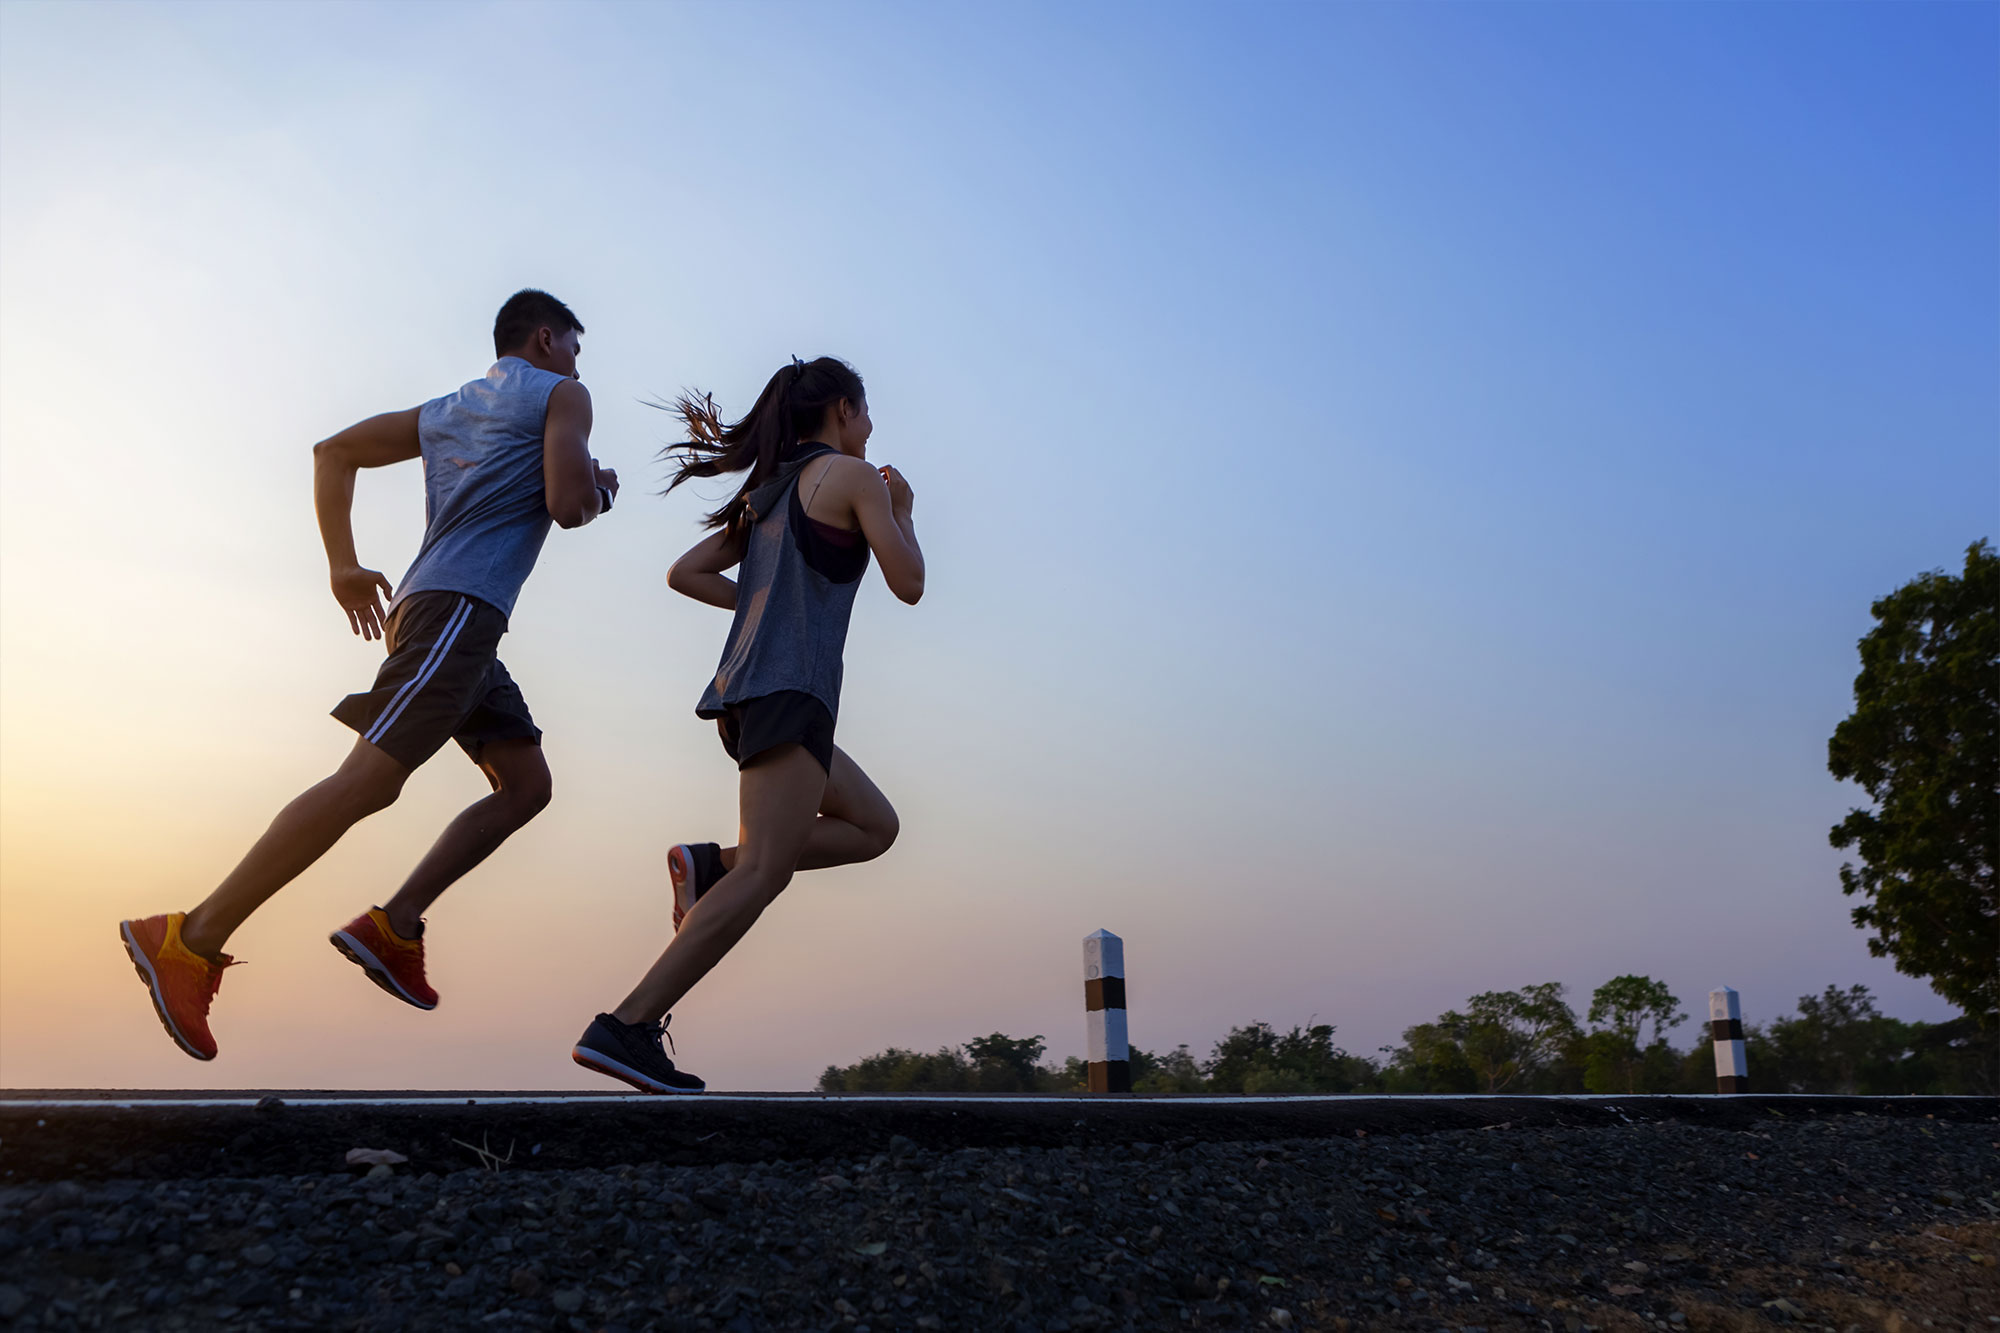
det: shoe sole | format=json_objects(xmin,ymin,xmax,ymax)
[
  {"xmin": 330, "ymin": 930, "xmax": 437, "ymax": 1011},
  {"xmin": 669, "ymin": 845, "xmax": 695, "ymax": 932},
  {"xmin": 572, "ymin": 1045, "xmax": 705, "ymax": 1095},
  {"xmin": 118, "ymin": 921, "xmax": 214, "ymax": 1061}
]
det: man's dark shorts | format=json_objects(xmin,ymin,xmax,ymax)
[{"xmin": 331, "ymin": 592, "xmax": 541, "ymax": 770}]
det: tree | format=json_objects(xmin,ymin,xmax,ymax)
[
  {"xmin": 1131, "ymin": 1044, "xmax": 1207, "ymax": 1093},
  {"xmin": 1455, "ymin": 984, "xmax": 1582, "ymax": 1093},
  {"xmin": 963, "ymin": 1033, "xmax": 1046, "ymax": 1092},
  {"xmin": 819, "ymin": 1046, "xmax": 971, "ymax": 1093},
  {"xmin": 1381, "ymin": 1020, "xmax": 1479, "ymax": 1094},
  {"xmin": 819, "ymin": 1034, "xmax": 1074, "ymax": 1093},
  {"xmin": 1828, "ymin": 539, "xmax": 1999, "ymax": 1028},
  {"xmin": 1585, "ymin": 975, "xmax": 1686, "ymax": 1093},
  {"xmin": 1203, "ymin": 1021, "xmax": 1379, "ymax": 1094},
  {"xmin": 1735, "ymin": 985, "xmax": 1996, "ymax": 1096}
]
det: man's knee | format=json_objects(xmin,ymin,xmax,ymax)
[
  {"xmin": 484, "ymin": 744, "xmax": 553, "ymax": 824},
  {"xmin": 502, "ymin": 769, "xmax": 553, "ymax": 824},
  {"xmin": 331, "ymin": 767, "xmax": 404, "ymax": 818}
]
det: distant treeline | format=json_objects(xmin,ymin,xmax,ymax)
[{"xmin": 817, "ymin": 978, "xmax": 1996, "ymax": 1097}]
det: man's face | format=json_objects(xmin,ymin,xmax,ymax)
[{"xmin": 543, "ymin": 327, "xmax": 582, "ymax": 379}]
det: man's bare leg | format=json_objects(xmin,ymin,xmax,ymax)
[
  {"xmin": 180, "ymin": 738, "xmax": 409, "ymax": 957},
  {"xmin": 379, "ymin": 739, "xmax": 551, "ymax": 937}
]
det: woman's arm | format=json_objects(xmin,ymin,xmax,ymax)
[
  {"xmin": 845, "ymin": 461, "xmax": 924, "ymax": 605},
  {"xmin": 668, "ymin": 527, "xmax": 747, "ymax": 610}
]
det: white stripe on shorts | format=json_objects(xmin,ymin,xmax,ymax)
[{"xmin": 365, "ymin": 596, "xmax": 473, "ymax": 746}]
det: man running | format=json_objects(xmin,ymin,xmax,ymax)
[{"xmin": 120, "ymin": 289, "xmax": 615, "ymax": 1060}]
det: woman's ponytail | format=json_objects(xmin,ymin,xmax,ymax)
[{"xmin": 659, "ymin": 356, "xmax": 866, "ymax": 532}]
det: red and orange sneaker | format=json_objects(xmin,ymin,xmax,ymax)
[
  {"xmin": 119, "ymin": 913, "xmax": 234, "ymax": 1061},
  {"xmin": 330, "ymin": 908, "xmax": 437, "ymax": 1010}
]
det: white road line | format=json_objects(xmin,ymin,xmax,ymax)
[{"xmin": 0, "ymin": 1093, "xmax": 1963, "ymax": 1110}]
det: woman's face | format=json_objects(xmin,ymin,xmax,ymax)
[{"xmin": 839, "ymin": 398, "xmax": 874, "ymax": 458}]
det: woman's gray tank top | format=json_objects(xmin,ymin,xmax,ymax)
[{"xmin": 696, "ymin": 445, "xmax": 867, "ymax": 723}]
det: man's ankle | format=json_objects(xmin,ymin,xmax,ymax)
[
  {"xmin": 382, "ymin": 905, "xmax": 423, "ymax": 940},
  {"xmin": 177, "ymin": 913, "xmax": 226, "ymax": 962}
]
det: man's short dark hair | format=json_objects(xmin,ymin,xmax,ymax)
[{"xmin": 493, "ymin": 289, "xmax": 583, "ymax": 357}]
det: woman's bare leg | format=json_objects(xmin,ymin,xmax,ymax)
[
  {"xmin": 713, "ymin": 746, "xmax": 897, "ymax": 873},
  {"xmin": 615, "ymin": 745, "xmax": 825, "ymax": 1024}
]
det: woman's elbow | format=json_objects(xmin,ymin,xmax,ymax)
[{"xmin": 893, "ymin": 573, "xmax": 925, "ymax": 605}]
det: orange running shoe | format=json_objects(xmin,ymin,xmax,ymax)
[
  {"xmin": 119, "ymin": 913, "xmax": 234, "ymax": 1061},
  {"xmin": 330, "ymin": 908, "xmax": 437, "ymax": 1010}
]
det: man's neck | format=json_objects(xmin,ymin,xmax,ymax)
[{"xmin": 501, "ymin": 347, "xmax": 559, "ymax": 374}]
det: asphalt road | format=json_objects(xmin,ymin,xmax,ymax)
[{"xmin": 1, "ymin": 1093, "xmax": 1988, "ymax": 1182}]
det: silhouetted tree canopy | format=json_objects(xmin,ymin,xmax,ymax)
[
  {"xmin": 1828, "ymin": 539, "xmax": 1998, "ymax": 1027},
  {"xmin": 817, "ymin": 981, "xmax": 1992, "ymax": 1096}
]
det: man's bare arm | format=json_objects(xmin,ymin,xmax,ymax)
[
  {"xmin": 543, "ymin": 380, "xmax": 616, "ymax": 528},
  {"xmin": 313, "ymin": 408, "xmax": 421, "ymax": 640}
]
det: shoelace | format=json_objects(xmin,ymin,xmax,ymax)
[
  {"xmin": 640, "ymin": 1019, "xmax": 677, "ymax": 1059},
  {"xmin": 205, "ymin": 958, "xmax": 242, "ymax": 1002}
]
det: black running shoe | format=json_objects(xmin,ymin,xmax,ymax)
[{"xmin": 572, "ymin": 1012, "xmax": 706, "ymax": 1094}]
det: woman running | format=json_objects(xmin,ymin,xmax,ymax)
[{"xmin": 572, "ymin": 356, "xmax": 924, "ymax": 1093}]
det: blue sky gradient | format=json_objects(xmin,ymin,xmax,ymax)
[{"xmin": 1, "ymin": 1, "xmax": 1993, "ymax": 1089}]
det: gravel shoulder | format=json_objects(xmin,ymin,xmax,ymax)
[{"xmin": 0, "ymin": 1101, "xmax": 1992, "ymax": 1332}]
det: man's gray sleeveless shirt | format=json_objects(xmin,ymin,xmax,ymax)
[{"xmin": 395, "ymin": 356, "xmax": 570, "ymax": 619}]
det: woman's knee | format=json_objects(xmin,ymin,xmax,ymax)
[
  {"xmin": 729, "ymin": 855, "xmax": 796, "ymax": 903},
  {"xmin": 864, "ymin": 807, "xmax": 900, "ymax": 860}
]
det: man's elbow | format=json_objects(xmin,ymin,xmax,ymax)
[
  {"xmin": 547, "ymin": 484, "xmax": 602, "ymax": 529},
  {"xmin": 312, "ymin": 436, "xmax": 347, "ymax": 468}
]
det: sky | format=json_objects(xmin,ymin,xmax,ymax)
[{"xmin": 1, "ymin": 1, "xmax": 1993, "ymax": 1092}]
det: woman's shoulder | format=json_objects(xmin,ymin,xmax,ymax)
[{"xmin": 810, "ymin": 452, "xmax": 882, "ymax": 489}]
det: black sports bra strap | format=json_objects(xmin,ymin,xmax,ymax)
[{"xmin": 803, "ymin": 455, "xmax": 835, "ymax": 519}]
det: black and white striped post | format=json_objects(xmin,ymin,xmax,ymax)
[
  {"xmin": 1709, "ymin": 987, "xmax": 1748, "ymax": 1093},
  {"xmin": 1084, "ymin": 929, "xmax": 1130, "ymax": 1094}
]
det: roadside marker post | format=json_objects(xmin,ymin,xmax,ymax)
[
  {"xmin": 1710, "ymin": 987, "xmax": 1748, "ymax": 1093},
  {"xmin": 1084, "ymin": 929, "xmax": 1131, "ymax": 1094}
]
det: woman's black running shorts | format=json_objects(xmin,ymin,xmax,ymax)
[{"xmin": 715, "ymin": 691, "xmax": 835, "ymax": 774}]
